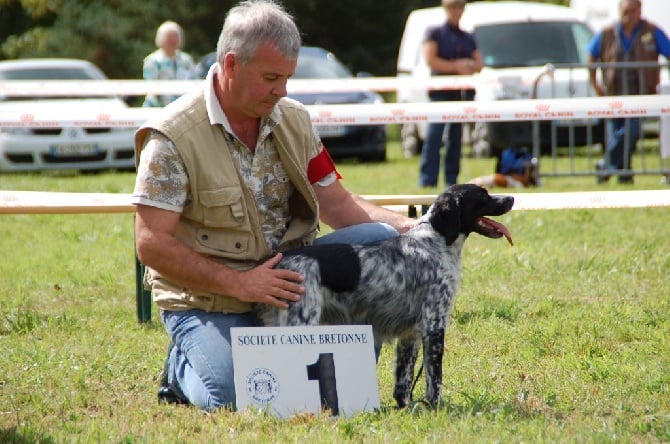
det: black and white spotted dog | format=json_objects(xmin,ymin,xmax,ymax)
[{"xmin": 255, "ymin": 184, "xmax": 514, "ymax": 408}]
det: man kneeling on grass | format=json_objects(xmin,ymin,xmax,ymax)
[{"xmin": 132, "ymin": 0, "xmax": 415, "ymax": 411}]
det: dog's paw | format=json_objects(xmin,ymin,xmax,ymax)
[{"xmin": 392, "ymin": 391, "xmax": 411, "ymax": 410}]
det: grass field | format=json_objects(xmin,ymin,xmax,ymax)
[{"xmin": 1, "ymin": 143, "xmax": 669, "ymax": 442}]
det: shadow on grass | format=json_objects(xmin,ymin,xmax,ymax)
[
  {"xmin": 0, "ymin": 306, "xmax": 76, "ymax": 335},
  {"xmin": 375, "ymin": 388, "xmax": 553, "ymax": 420},
  {"xmin": 453, "ymin": 301, "xmax": 523, "ymax": 325},
  {"xmin": 0, "ymin": 427, "xmax": 56, "ymax": 444}
]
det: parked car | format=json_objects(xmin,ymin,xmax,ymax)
[
  {"xmin": 0, "ymin": 58, "xmax": 136, "ymax": 172},
  {"xmin": 198, "ymin": 46, "xmax": 387, "ymax": 162},
  {"xmin": 196, "ymin": 52, "xmax": 216, "ymax": 79},
  {"xmin": 397, "ymin": 1, "xmax": 602, "ymax": 157}
]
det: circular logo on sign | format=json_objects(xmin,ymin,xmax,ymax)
[{"xmin": 246, "ymin": 368, "xmax": 280, "ymax": 405}]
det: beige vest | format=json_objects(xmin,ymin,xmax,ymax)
[
  {"xmin": 600, "ymin": 20, "xmax": 660, "ymax": 95},
  {"xmin": 135, "ymin": 88, "xmax": 320, "ymax": 313}
]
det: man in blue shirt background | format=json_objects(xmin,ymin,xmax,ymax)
[{"xmin": 588, "ymin": 0, "xmax": 670, "ymax": 184}]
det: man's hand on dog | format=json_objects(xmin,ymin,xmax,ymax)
[{"xmin": 230, "ymin": 253, "xmax": 304, "ymax": 309}]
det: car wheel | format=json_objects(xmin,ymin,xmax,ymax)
[
  {"xmin": 476, "ymin": 122, "xmax": 533, "ymax": 158},
  {"xmin": 400, "ymin": 123, "xmax": 422, "ymax": 158},
  {"xmin": 360, "ymin": 128, "xmax": 387, "ymax": 163},
  {"xmin": 361, "ymin": 149, "xmax": 387, "ymax": 163},
  {"xmin": 470, "ymin": 122, "xmax": 492, "ymax": 158}
]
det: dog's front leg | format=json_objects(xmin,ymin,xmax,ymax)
[
  {"xmin": 423, "ymin": 329, "xmax": 445, "ymax": 408},
  {"xmin": 393, "ymin": 337, "xmax": 420, "ymax": 408}
]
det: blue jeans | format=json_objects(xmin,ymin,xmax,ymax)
[
  {"xmin": 161, "ymin": 222, "xmax": 398, "ymax": 411},
  {"xmin": 419, "ymin": 89, "xmax": 475, "ymax": 187},
  {"xmin": 604, "ymin": 118, "xmax": 640, "ymax": 177}
]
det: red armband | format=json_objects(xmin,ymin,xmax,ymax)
[{"xmin": 307, "ymin": 146, "xmax": 342, "ymax": 184}]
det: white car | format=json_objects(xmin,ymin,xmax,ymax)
[
  {"xmin": 397, "ymin": 1, "xmax": 601, "ymax": 157},
  {"xmin": 0, "ymin": 58, "xmax": 136, "ymax": 172}
]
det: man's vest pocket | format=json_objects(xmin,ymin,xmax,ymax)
[
  {"xmin": 199, "ymin": 187, "xmax": 246, "ymax": 227},
  {"xmin": 196, "ymin": 228, "xmax": 251, "ymax": 255}
]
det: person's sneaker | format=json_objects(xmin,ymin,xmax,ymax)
[
  {"xmin": 618, "ymin": 175, "xmax": 634, "ymax": 184},
  {"xmin": 157, "ymin": 384, "xmax": 189, "ymax": 405},
  {"xmin": 157, "ymin": 343, "xmax": 189, "ymax": 405},
  {"xmin": 595, "ymin": 159, "xmax": 610, "ymax": 184}
]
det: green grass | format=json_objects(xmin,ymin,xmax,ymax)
[{"xmin": 1, "ymin": 143, "xmax": 669, "ymax": 442}]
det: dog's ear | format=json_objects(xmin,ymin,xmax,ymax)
[{"xmin": 429, "ymin": 192, "xmax": 461, "ymax": 245}]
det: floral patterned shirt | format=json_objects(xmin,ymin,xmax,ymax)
[{"xmin": 133, "ymin": 63, "xmax": 336, "ymax": 251}]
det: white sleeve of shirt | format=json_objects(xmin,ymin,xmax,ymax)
[{"xmin": 131, "ymin": 131, "xmax": 189, "ymax": 212}]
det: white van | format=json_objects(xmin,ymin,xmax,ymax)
[{"xmin": 396, "ymin": 1, "xmax": 598, "ymax": 157}]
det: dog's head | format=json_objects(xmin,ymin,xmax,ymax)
[{"xmin": 427, "ymin": 184, "xmax": 514, "ymax": 245}]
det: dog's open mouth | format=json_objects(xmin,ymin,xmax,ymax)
[{"xmin": 475, "ymin": 217, "xmax": 513, "ymax": 245}]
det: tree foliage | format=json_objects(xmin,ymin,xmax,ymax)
[{"xmin": 0, "ymin": 0, "xmax": 570, "ymax": 78}]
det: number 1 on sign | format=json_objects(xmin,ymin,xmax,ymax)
[{"xmin": 307, "ymin": 353, "xmax": 339, "ymax": 416}]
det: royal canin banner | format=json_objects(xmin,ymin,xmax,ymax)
[{"xmin": 0, "ymin": 95, "xmax": 667, "ymax": 128}]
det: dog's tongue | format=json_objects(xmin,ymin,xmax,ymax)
[{"xmin": 479, "ymin": 217, "xmax": 514, "ymax": 246}]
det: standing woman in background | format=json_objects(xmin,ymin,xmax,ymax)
[
  {"xmin": 143, "ymin": 20, "xmax": 198, "ymax": 108},
  {"xmin": 419, "ymin": 0, "xmax": 482, "ymax": 188}
]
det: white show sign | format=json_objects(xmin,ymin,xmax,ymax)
[{"xmin": 231, "ymin": 325, "xmax": 380, "ymax": 418}]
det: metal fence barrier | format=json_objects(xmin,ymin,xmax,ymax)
[{"xmin": 519, "ymin": 61, "xmax": 670, "ymax": 181}]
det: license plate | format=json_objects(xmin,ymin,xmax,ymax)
[
  {"xmin": 50, "ymin": 143, "xmax": 98, "ymax": 157},
  {"xmin": 316, "ymin": 125, "xmax": 346, "ymax": 137}
]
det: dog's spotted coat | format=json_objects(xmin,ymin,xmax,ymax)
[{"xmin": 254, "ymin": 184, "xmax": 514, "ymax": 408}]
